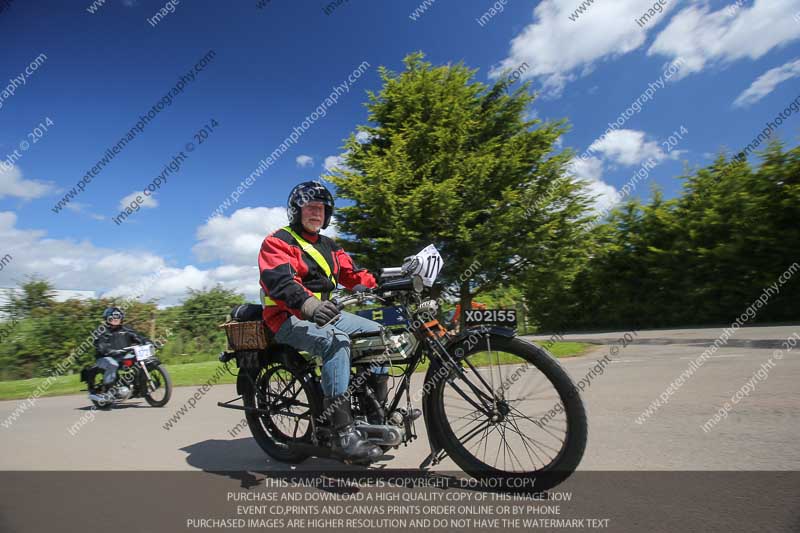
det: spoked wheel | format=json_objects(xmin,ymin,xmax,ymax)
[
  {"xmin": 244, "ymin": 361, "xmax": 321, "ymax": 463},
  {"xmin": 428, "ymin": 335, "xmax": 587, "ymax": 491},
  {"xmin": 143, "ymin": 365, "xmax": 172, "ymax": 407}
]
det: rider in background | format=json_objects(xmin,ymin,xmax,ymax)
[
  {"xmin": 93, "ymin": 307, "xmax": 150, "ymax": 399},
  {"xmin": 258, "ymin": 181, "xmax": 387, "ymax": 463}
]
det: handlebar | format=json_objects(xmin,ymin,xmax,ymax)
[
  {"xmin": 109, "ymin": 344, "xmax": 154, "ymax": 356},
  {"xmin": 332, "ymin": 276, "xmax": 419, "ymax": 311},
  {"xmin": 333, "ymin": 291, "xmax": 377, "ymax": 311}
]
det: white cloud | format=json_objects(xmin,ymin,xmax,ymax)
[
  {"xmin": 323, "ymin": 151, "xmax": 353, "ymax": 175},
  {"xmin": 733, "ymin": 58, "xmax": 800, "ymax": 108},
  {"xmin": 568, "ymin": 127, "xmax": 680, "ymax": 213},
  {"xmin": 589, "ymin": 129, "xmax": 666, "ymax": 166},
  {"xmin": 193, "ymin": 207, "xmax": 288, "ymax": 265},
  {"xmin": 118, "ymin": 191, "xmax": 158, "ymax": 211},
  {"xmin": 0, "ymin": 165, "xmax": 56, "ymax": 200},
  {"xmin": 102, "ymin": 264, "xmax": 260, "ymax": 305},
  {"xmin": 567, "ymin": 156, "xmax": 620, "ymax": 213},
  {"xmin": 0, "ymin": 205, "xmax": 343, "ymax": 307},
  {"xmin": 324, "ymin": 155, "xmax": 348, "ymax": 172},
  {"xmin": 0, "ymin": 211, "xmax": 257, "ymax": 306},
  {"xmin": 355, "ymin": 131, "xmax": 371, "ymax": 143},
  {"xmin": 569, "ymin": 156, "xmax": 604, "ymax": 183},
  {"xmin": 0, "ymin": 210, "xmax": 172, "ymax": 299},
  {"xmin": 490, "ymin": 0, "xmax": 677, "ymax": 96},
  {"xmin": 64, "ymin": 202, "xmax": 106, "ymax": 220},
  {"xmin": 193, "ymin": 206, "xmax": 338, "ymax": 266},
  {"xmin": 584, "ymin": 178, "xmax": 621, "ymax": 214},
  {"xmin": 296, "ymin": 155, "xmax": 314, "ymax": 167},
  {"xmin": 649, "ymin": 1, "xmax": 800, "ymax": 79}
]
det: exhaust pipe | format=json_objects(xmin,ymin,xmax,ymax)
[{"xmin": 88, "ymin": 393, "xmax": 112, "ymax": 403}]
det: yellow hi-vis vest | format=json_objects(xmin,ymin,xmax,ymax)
[{"xmin": 261, "ymin": 226, "xmax": 337, "ymax": 307}]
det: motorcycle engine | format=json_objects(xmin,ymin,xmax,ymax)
[{"xmin": 114, "ymin": 385, "xmax": 133, "ymax": 400}]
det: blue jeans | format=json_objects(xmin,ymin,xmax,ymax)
[
  {"xmin": 96, "ymin": 356, "xmax": 119, "ymax": 385},
  {"xmin": 274, "ymin": 311, "xmax": 389, "ymax": 397}
]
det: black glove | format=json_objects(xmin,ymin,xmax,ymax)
[{"xmin": 301, "ymin": 298, "xmax": 340, "ymax": 327}]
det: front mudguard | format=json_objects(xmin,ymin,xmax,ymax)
[
  {"xmin": 420, "ymin": 326, "xmax": 517, "ymax": 464},
  {"xmin": 144, "ymin": 357, "xmax": 164, "ymax": 371}
]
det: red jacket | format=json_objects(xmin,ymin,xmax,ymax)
[{"xmin": 258, "ymin": 225, "xmax": 377, "ymax": 333}]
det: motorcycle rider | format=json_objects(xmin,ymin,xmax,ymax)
[
  {"xmin": 93, "ymin": 307, "xmax": 150, "ymax": 399},
  {"xmin": 258, "ymin": 181, "xmax": 389, "ymax": 463}
]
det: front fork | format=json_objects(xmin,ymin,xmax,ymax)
[
  {"xmin": 139, "ymin": 362, "xmax": 155, "ymax": 393},
  {"xmin": 419, "ymin": 328, "xmax": 504, "ymax": 468}
]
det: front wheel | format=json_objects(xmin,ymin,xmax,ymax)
[
  {"xmin": 144, "ymin": 364, "xmax": 172, "ymax": 407},
  {"xmin": 427, "ymin": 335, "xmax": 587, "ymax": 492}
]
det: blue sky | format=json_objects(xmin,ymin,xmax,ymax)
[{"xmin": 1, "ymin": 0, "xmax": 799, "ymax": 304}]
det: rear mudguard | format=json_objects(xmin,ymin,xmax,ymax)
[
  {"xmin": 420, "ymin": 326, "xmax": 517, "ymax": 463},
  {"xmin": 235, "ymin": 344, "xmax": 320, "ymax": 397}
]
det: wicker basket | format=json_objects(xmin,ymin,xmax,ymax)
[{"xmin": 220, "ymin": 320, "xmax": 270, "ymax": 351}]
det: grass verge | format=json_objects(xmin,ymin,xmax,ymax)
[{"xmin": 0, "ymin": 342, "xmax": 589, "ymax": 401}]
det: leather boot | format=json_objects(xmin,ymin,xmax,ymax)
[
  {"xmin": 323, "ymin": 395, "xmax": 383, "ymax": 463},
  {"xmin": 364, "ymin": 373, "xmax": 389, "ymax": 424}
]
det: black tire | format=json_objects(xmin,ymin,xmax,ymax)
[
  {"xmin": 144, "ymin": 365, "xmax": 172, "ymax": 407},
  {"xmin": 242, "ymin": 360, "xmax": 322, "ymax": 464},
  {"xmin": 427, "ymin": 335, "xmax": 587, "ymax": 492}
]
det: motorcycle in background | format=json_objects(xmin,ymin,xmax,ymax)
[{"xmin": 80, "ymin": 344, "xmax": 172, "ymax": 409}]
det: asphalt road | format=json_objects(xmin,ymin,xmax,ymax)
[{"xmin": 1, "ymin": 325, "xmax": 798, "ymax": 472}]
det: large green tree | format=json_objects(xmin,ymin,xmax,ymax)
[
  {"xmin": 536, "ymin": 141, "xmax": 800, "ymax": 330},
  {"xmin": 327, "ymin": 52, "xmax": 593, "ymax": 323}
]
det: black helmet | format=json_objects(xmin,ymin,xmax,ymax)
[
  {"xmin": 102, "ymin": 307, "xmax": 124, "ymax": 323},
  {"xmin": 287, "ymin": 181, "xmax": 334, "ymax": 230}
]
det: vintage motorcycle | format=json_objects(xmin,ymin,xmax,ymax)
[
  {"xmin": 80, "ymin": 344, "xmax": 172, "ymax": 409},
  {"xmin": 218, "ymin": 245, "xmax": 587, "ymax": 491}
]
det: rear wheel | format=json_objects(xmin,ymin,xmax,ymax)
[
  {"xmin": 242, "ymin": 359, "xmax": 322, "ymax": 463},
  {"xmin": 428, "ymin": 335, "xmax": 587, "ymax": 492}
]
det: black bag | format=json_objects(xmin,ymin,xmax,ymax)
[{"xmin": 229, "ymin": 303, "xmax": 263, "ymax": 322}]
